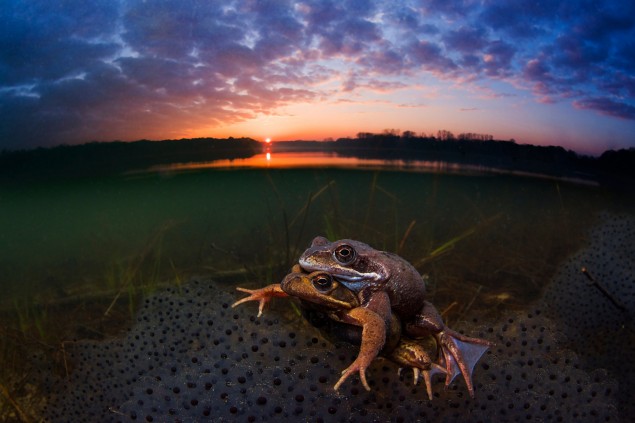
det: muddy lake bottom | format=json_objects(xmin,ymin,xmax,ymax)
[{"xmin": 1, "ymin": 159, "xmax": 633, "ymax": 420}]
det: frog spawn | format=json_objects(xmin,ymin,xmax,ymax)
[
  {"xmin": 542, "ymin": 212, "xmax": 635, "ymax": 419},
  {"xmin": 37, "ymin": 275, "xmax": 622, "ymax": 422}
]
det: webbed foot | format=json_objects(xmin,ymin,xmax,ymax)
[
  {"xmin": 231, "ymin": 284, "xmax": 288, "ymax": 317},
  {"xmin": 406, "ymin": 301, "xmax": 492, "ymax": 397},
  {"xmin": 436, "ymin": 329, "xmax": 491, "ymax": 398}
]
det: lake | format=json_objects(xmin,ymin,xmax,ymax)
[{"xmin": 0, "ymin": 151, "xmax": 632, "ymax": 421}]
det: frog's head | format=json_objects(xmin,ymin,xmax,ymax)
[
  {"xmin": 298, "ymin": 236, "xmax": 390, "ymax": 290},
  {"xmin": 280, "ymin": 270, "xmax": 359, "ymax": 311}
]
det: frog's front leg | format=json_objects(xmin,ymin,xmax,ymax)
[
  {"xmin": 232, "ymin": 284, "xmax": 288, "ymax": 317},
  {"xmin": 333, "ymin": 290, "xmax": 391, "ymax": 391},
  {"xmin": 334, "ymin": 306, "xmax": 386, "ymax": 391},
  {"xmin": 406, "ymin": 301, "xmax": 491, "ymax": 398}
]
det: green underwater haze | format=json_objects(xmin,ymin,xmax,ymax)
[{"xmin": 2, "ymin": 165, "xmax": 617, "ymax": 310}]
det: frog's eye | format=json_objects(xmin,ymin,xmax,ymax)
[
  {"xmin": 312, "ymin": 274, "xmax": 333, "ymax": 291},
  {"xmin": 334, "ymin": 244, "xmax": 356, "ymax": 265}
]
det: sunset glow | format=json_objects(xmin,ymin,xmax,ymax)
[{"xmin": 1, "ymin": 1, "xmax": 634, "ymax": 155}]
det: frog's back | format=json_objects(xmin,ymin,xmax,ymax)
[{"xmin": 382, "ymin": 251, "xmax": 427, "ymax": 317}]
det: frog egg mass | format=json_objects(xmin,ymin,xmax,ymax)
[{"xmin": 36, "ymin": 214, "xmax": 634, "ymax": 422}]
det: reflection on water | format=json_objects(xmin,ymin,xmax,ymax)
[
  {"xmin": 141, "ymin": 151, "xmax": 492, "ymax": 173},
  {"xmin": 143, "ymin": 151, "xmax": 429, "ymax": 171},
  {"xmin": 136, "ymin": 151, "xmax": 598, "ymax": 185}
]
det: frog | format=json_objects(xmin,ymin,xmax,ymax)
[
  {"xmin": 233, "ymin": 265, "xmax": 445, "ymax": 398},
  {"xmin": 298, "ymin": 236, "xmax": 492, "ymax": 398}
]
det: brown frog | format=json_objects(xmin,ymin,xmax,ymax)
[
  {"xmin": 233, "ymin": 266, "xmax": 445, "ymax": 398},
  {"xmin": 298, "ymin": 236, "xmax": 491, "ymax": 397}
]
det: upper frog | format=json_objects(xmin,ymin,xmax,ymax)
[{"xmin": 299, "ymin": 236, "xmax": 427, "ymax": 318}]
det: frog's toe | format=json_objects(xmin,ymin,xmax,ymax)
[
  {"xmin": 232, "ymin": 285, "xmax": 288, "ymax": 317},
  {"xmin": 232, "ymin": 288, "xmax": 267, "ymax": 317},
  {"xmin": 334, "ymin": 361, "xmax": 371, "ymax": 391},
  {"xmin": 437, "ymin": 331, "xmax": 491, "ymax": 398},
  {"xmin": 417, "ymin": 363, "xmax": 446, "ymax": 400}
]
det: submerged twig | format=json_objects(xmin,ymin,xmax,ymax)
[
  {"xmin": 458, "ymin": 285, "xmax": 483, "ymax": 322},
  {"xmin": 581, "ymin": 267, "xmax": 626, "ymax": 311},
  {"xmin": 440, "ymin": 301, "xmax": 458, "ymax": 319},
  {"xmin": 0, "ymin": 381, "xmax": 33, "ymax": 423},
  {"xmin": 60, "ymin": 341, "xmax": 71, "ymax": 379}
]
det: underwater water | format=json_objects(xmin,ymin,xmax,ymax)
[{"xmin": 1, "ymin": 152, "xmax": 633, "ymax": 421}]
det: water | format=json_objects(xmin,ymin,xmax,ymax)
[
  {"xmin": 1, "ymin": 153, "xmax": 614, "ymax": 303},
  {"xmin": 0, "ymin": 151, "xmax": 632, "ymax": 420}
]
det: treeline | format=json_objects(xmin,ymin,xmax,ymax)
[
  {"xmin": 0, "ymin": 137, "xmax": 260, "ymax": 180},
  {"xmin": 1, "ymin": 133, "xmax": 633, "ymax": 188},
  {"xmin": 276, "ymin": 130, "xmax": 634, "ymax": 187},
  {"xmin": 332, "ymin": 133, "xmax": 580, "ymax": 174},
  {"xmin": 356, "ymin": 129, "xmax": 494, "ymax": 141}
]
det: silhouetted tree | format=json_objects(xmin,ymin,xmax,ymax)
[
  {"xmin": 357, "ymin": 132, "xmax": 374, "ymax": 139},
  {"xmin": 437, "ymin": 130, "xmax": 455, "ymax": 140}
]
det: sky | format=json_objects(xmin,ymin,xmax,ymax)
[{"xmin": 1, "ymin": 1, "xmax": 634, "ymax": 155}]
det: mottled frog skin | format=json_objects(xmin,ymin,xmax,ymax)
[{"xmin": 298, "ymin": 236, "xmax": 491, "ymax": 397}]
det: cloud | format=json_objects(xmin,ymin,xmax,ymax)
[
  {"xmin": 573, "ymin": 97, "xmax": 635, "ymax": 120},
  {"xmin": 407, "ymin": 40, "xmax": 457, "ymax": 74},
  {"xmin": 1, "ymin": 0, "xmax": 634, "ymax": 149}
]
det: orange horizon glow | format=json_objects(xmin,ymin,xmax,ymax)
[{"xmin": 189, "ymin": 97, "xmax": 614, "ymax": 155}]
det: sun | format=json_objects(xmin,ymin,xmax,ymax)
[{"xmin": 265, "ymin": 137, "xmax": 271, "ymax": 143}]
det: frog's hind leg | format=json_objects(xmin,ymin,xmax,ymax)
[
  {"xmin": 435, "ymin": 329, "xmax": 491, "ymax": 397},
  {"xmin": 405, "ymin": 301, "xmax": 492, "ymax": 398}
]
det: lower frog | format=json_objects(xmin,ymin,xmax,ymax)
[
  {"xmin": 298, "ymin": 236, "xmax": 492, "ymax": 398},
  {"xmin": 233, "ymin": 266, "xmax": 445, "ymax": 398}
]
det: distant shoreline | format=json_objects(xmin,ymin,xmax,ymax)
[{"xmin": 1, "ymin": 136, "xmax": 633, "ymax": 190}]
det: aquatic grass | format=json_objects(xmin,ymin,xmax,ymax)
[
  {"xmin": 397, "ymin": 220, "xmax": 417, "ymax": 255},
  {"xmin": 12, "ymin": 299, "xmax": 49, "ymax": 341},
  {"xmin": 322, "ymin": 212, "xmax": 341, "ymax": 241},
  {"xmin": 423, "ymin": 181, "xmax": 601, "ymax": 323},
  {"xmin": 209, "ymin": 171, "xmax": 417, "ymax": 286},
  {"xmin": 103, "ymin": 220, "xmax": 182, "ymax": 317},
  {"xmin": 221, "ymin": 175, "xmax": 341, "ymax": 285},
  {"xmin": 414, "ymin": 213, "xmax": 503, "ymax": 268},
  {"xmin": 362, "ymin": 172, "xmax": 379, "ymax": 230},
  {"xmin": 222, "ymin": 171, "xmax": 603, "ymax": 329}
]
